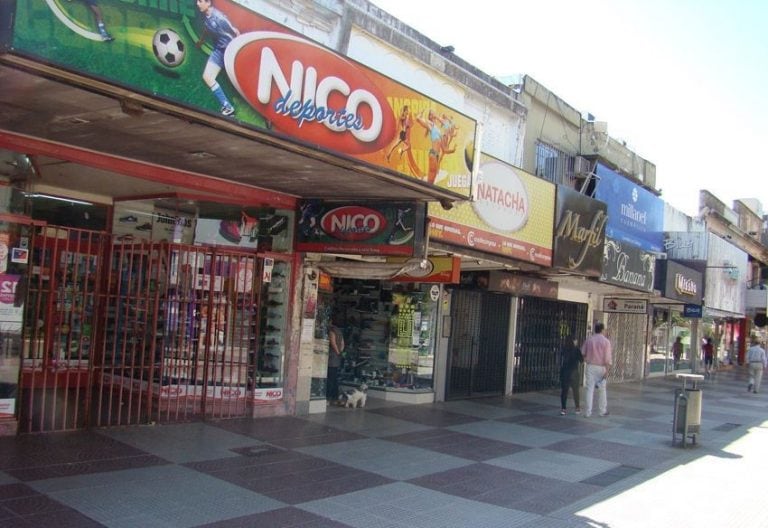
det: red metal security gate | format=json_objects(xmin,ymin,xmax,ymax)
[
  {"xmin": 20, "ymin": 228, "xmax": 262, "ymax": 432},
  {"xmin": 94, "ymin": 240, "xmax": 259, "ymax": 427},
  {"xmin": 20, "ymin": 226, "xmax": 105, "ymax": 432}
]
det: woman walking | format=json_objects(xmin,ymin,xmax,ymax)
[{"xmin": 560, "ymin": 335, "xmax": 583, "ymax": 415}]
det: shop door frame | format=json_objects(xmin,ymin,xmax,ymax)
[{"xmin": 445, "ymin": 289, "xmax": 510, "ymax": 400}]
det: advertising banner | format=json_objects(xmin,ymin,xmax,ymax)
[
  {"xmin": 594, "ymin": 164, "xmax": 664, "ymax": 252},
  {"xmin": 553, "ymin": 186, "xmax": 607, "ymax": 277},
  {"xmin": 11, "ymin": 0, "xmax": 477, "ymax": 197},
  {"xmin": 295, "ymin": 201, "xmax": 425, "ymax": 256},
  {"xmin": 0, "ymin": 274, "xmax": 22, "ymax": 420},
  {"xmin": 428, "ymin": 154, "xmax": 554, "ymax": 265},
  {"xmin": 194, "ymin": 216, "xmax": 260, "ymax": 249}
]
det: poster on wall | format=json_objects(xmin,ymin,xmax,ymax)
[
  {"xmin": 0, "ymin": 274, "xmax": 22, "ymax": 420},
  {"xmin": 0, "ymin": 233, "xmax": 9, "ymax": 274},
  {"xmin": 194, "ymin": 217, "xmax": 259, "ymax": 249},
  {"xmin": 112, "ymin": 202, "xmax": 194, "ymax": 243},
  {"xmin": 10, "ymin": 0, "xmax": 477, "ymax": 198}
]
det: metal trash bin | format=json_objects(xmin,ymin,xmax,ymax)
[{"xmin": 673, "ymin": 373, "xmax": 704, "ymax": 447}]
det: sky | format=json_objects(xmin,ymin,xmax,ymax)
[{"xmin": 372, "ymin": 0, "xmax": 768, "ymax": 218}]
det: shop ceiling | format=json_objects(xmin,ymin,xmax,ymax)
[{"xmin": 0, "ymin": 61, "xmax": 462, "ymax": 205}]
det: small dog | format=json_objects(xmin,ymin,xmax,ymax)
[{"xmin": 339, "ymin": 383, "xmax": 368, "ymax": 408}]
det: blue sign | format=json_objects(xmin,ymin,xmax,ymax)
[
  {"xmin": 683, "ymin": 304, "xmax": 703, "ymax": 318},
  {"xmin": 594, "ymin": 164, "xmax": 664, "ymax": 252}
]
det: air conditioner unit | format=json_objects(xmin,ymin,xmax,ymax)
[{"xmin": 573, "ymin": 156, "xmax": 591, "ymax": 177}]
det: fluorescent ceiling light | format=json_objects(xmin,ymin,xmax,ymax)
[{"xmin": 27, "ymin": 193, "xmax": 93, "ymax": 206}]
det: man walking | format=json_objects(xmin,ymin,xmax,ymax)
[
  {"xmin": 746, "ymin": 337, "xmax": 766, "ymax": 394},
  {"xmin": 582, "ymin": 322, "xmax": 612, "ymax": 417}
]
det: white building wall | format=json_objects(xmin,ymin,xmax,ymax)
[
  {"xmin": 244, "ymin": 0, "xmax": 344, "ymax": 47},
  {"xmin": 705, "ymin": 233, "xmax": 748, "ymax": 316},
  {"xmin": 663, "ymin": 202, "xmax": 705, "ymax": 233}
]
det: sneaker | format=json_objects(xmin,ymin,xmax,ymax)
[
  {"xmin": 218, "ymin": 220, "xmax": 241, "ymax": 243},
  {"xmin": 748, "ymin": 383, "xmax": 753, "ymax": 392},
  {"xmin": 221, "ymin": 105, "xmax": 235, "ymax": 116},
  {"xmin": 119, "ymin": 215, "xmax": 138, "ymax": 223},
  {"xmin": 99, "ymin": 29, "xmax": 114, "ymax": 42},
  {"xmin": 599, "ymin": 411, "xmax": 610, "ymax": 417},
  {"xmin": 575, "ymin": 408, "xmax": 582, "ymax": 415},
  {"xmin": 560, "ymin": 410, "xmax": 567, "ymax": 416},
  {"xmin": 136, "ymin": 222, "xmax": 152, "ymax": 231}
]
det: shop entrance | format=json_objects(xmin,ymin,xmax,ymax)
[
  {"xmin": 19, "ymin": 227, "xmax": 274, "ymax": 432},
  {"xmin": 446, "ymin": 290, "xmax": 510, "ymax": 399},
  {"xmin": 513, "ymin": 297, "xmax": 587, "ymax": 393}
]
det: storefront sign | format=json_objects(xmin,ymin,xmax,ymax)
[
  {"xmin": 553, "ymin": 186, "xmax": 607, "ymax": 276},
  {"xmin": 253, "ymin": 388, "xmax": 284, "ymax": 403},
  {"xmin": 10, "ymin": 1, "xmax": 477, "ymax": 197},
  {"xmin": 655, "ymin": 260, "xmax": 703, "ymax": 304},
  {"xmin": 683, "ymin": 304, "xmax": 703, "ymax": 318},
  {"xmin": 602, "ymin": 298, "xmax": 648, "ymax": 314},
  {"xmin": 429, "ymin": 155, "xmax": 554, "ymax": 265},
  {"xmin": 600, "ymin": 238, "xmax": 656, "ymax": 293},
  {"xmin": 388, "ymin": 256, "xmax": 460, "ymax": 283},
  {"xmin": 296, "ymin": 202, "xmax": 425, "ymax": 256},
  {"xmin": 487, "ymin": 271, "xmax": 559, "ymax": 299},
  {"xmin": 594, "ymin": 164, "xmax": 664, "ymax": 252}
]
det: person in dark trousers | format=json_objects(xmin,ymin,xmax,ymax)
[
  {"xmin": 326, "ymin": 321, "xmax": 345, "ymax": 401},
  {"xmin": 702, "ymin": 337, "xmax": 715, "ymax": 378},
  {"xmin": 560, "ymin": 335, "xmax": 583, "ymax": 415},
  {"xmin": 672, "ymin": 336, "xmax": 683, "ymax": 369}
]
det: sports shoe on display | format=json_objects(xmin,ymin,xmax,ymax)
[{"xmin": 218, "ymin": 220, "xmax": 241, "ymax": 243}]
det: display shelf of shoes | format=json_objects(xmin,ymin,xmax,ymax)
[
  {"xmin": 335, "ymin": 284, "xmax": 390, "ymax": 388},
  {"xmin": 253, "ymin": 263, "xmax": 288, "ymax": 385}
]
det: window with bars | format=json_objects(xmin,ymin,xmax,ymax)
[{"xmin": 534, "ymin": 142, "xmax": 575, "ymax": 186}]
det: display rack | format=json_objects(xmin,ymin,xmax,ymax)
[
  {"xmin": 332, "ymin": 279, "xmax": 435, "ymax": 393},
  {"xmin": 251, "ymin": 260, "xmax": 289, "ymax": 388}
]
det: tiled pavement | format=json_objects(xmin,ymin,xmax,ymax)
[{"xmin": 2, "ymin": 367, "xmax": 768, "ymax": 527}]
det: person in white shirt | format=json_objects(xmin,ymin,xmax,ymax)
[{"xmin": 746, "ymin": 338, "xmax": 767, "ymax": 394}]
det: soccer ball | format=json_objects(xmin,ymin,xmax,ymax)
[{"xmin": 152, "ymin": 28, "xmax": 186, "ymax": 68}]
